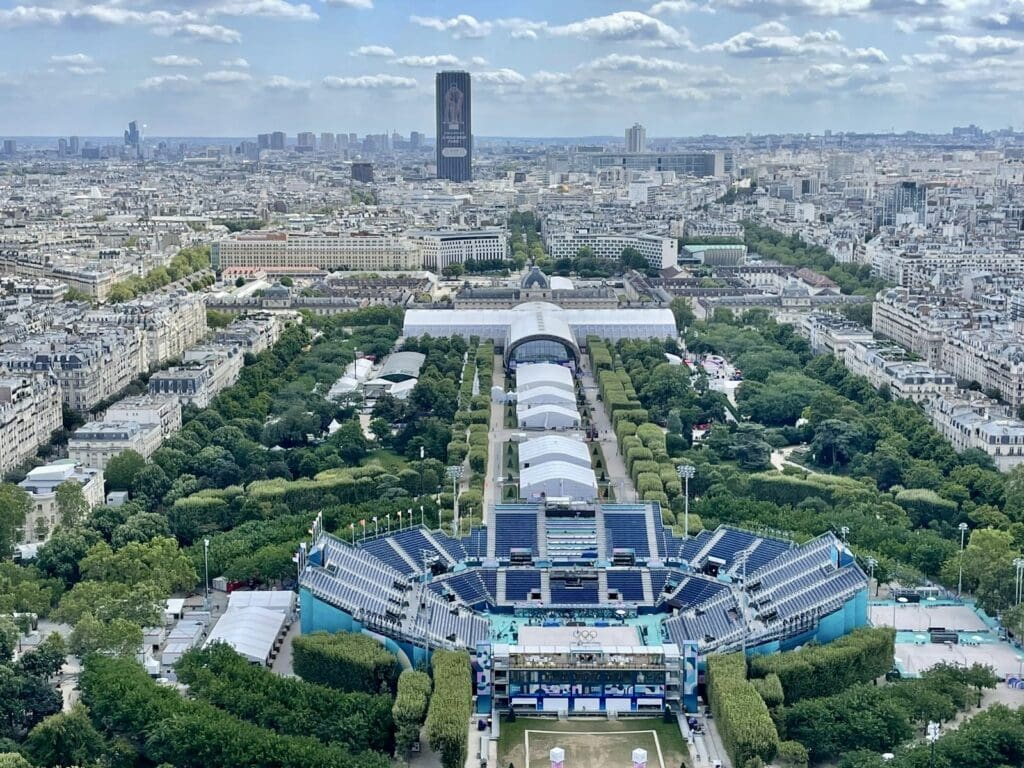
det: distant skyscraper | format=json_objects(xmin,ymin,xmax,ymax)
[
  {"xmin": 124, "ymin": 120, "xmax": 141, "ymax": 159},
  {"xmin": 352, "ymin": 162, "xmax": 374, "ymax": 183},
  {"xmin": 270, "ymin": 131, "xmax": 286, "ymax": 150},
  {"xmin": 257, "ymin": 133, "xmax": 271, "ymax": 150},
  {"xmin": 320, "ymin": 132, "xmax": 335, "ymax": 152},
  {"xmin": 436, "ymin": 70, "xmax": 472, "ymax": 182},
  {"xmin": 2, "ymin": 139, "xmax": 15, "ymax": 157},
  {"xmin": 625, "ymin": 123, "xmax": 647, "ymax": 153},
  {"xmin": 348, "ymin": 132, "xmax": 358, "ymax": 146},
  {"xmin": 69, "ymin": 136, "xmax": 80, "ymax": 155},
  {"xmin": 297, "ymin": 131, "xmax": 315, "ymax": 150},
  {"xmin": 58, "ymin": 138, "xmax": 67, "ymax": 156},
  {"xmin": 410, "ymin": 131, "xmax": 424, "ymax": 149}
]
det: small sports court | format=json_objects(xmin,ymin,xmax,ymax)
[{"xmin": 498, "ymin": 718, "xmax": 686, "ymax": 768}]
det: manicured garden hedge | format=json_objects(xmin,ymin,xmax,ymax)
[
  {"xmin": 425, "ymin": 650, "xmax": 472, "ymax": 768},
  {"xmin": 749, "ymin": 627, "xmax": 895, "ymax": 703},
  {"xmin": 81, "ymin": 656, "xmax": 388, "ymax": 768},
  {"xmin": 176, "ymin": 644, "xmax": 394, "ymax": 753},
  {"xmin": 707, "ymin": 652, "xmax": 779, "ymax": 765},
  {"xmin": 393, "ymin": 669, "xmax": 432, "ymax": 754},
  {"xmin": 292, "ymin": 631, "xmax": 399, "ymax": 694}
]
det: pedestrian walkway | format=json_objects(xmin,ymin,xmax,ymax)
[{"xmin": 579, "ymin": 363, "xmax": 637, "ymax": 502}]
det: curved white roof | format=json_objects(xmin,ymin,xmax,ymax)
[
  {"xmin": 515, "ymin": 363, "xmax": 574, "ymax": 392},
  {"xmin": 517, "ymin": 402, "xmax": 581, "ymax": 428},
  {"xmin": 507, "ymin": 307, "xmax": 577, "ymax": 349},
  {"xmin": 550, "ymin": 276, "xmax": 575, "ymax": 291},
  {"xmin": 520, "ymin": 461, "xmax": 598, "ymax": 500},
  {"xmin": 518, "ymin": 435, "xmax": 591, "ymax": 468},
  {"xmin": 517, "ymin": 386, "xmax": 576, "ymax": 407}
]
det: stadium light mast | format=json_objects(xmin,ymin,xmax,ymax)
[
  {"xmin": 737, "ymin": 548, "xmax": 751, "ymax": 659},
  {"xmin": 866, "ymin": 556, "xmax": 878, "ymax": 596},
  {"xmin": 957, "ymin": 523, "xmax": 969, "ymax": 597},
  {"xmin": 203, "ymin": 538, "xmax": 210, "ymax": 610},
  {"xmin": 1015, "ymin": 558, "xmax": 1024, "ymax": 605},
  {"xmin": 926, "ymin": 721, "xmax": 940, "ymax": 768},
  {"xmin": 676, "ymin": 464, "xmax": 696, "ymax": 539}
]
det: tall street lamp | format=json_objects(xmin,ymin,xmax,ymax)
[
  {"xmin": 203, "ymin": 538, "xmax": 210, "ymax": 610},
  {"xmin": 866, "ymin": 556, "xmax": 878, "ymax": 596},
  {"xmin": 1014, "ymin": 557, "xmax": 1024, "ymax": 605},
  {"xmin": 839, "ymin": 526, "xmax": 850, "ymax": 546},
  {"xmin": 957, "ymin": 522, "xmax": 969, "ymax": 598},
  {"xmin": 446, "ymin": 465, "xmax": 464, "ymax": 536},
  {"xmin": 676, "ymin": 464, "xmax": 696, "ymax": 539},
  {"xmin": 926, "ymin": 721, "xmax": 940, "ymax": 768}
]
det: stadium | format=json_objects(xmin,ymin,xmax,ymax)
[{"xmin": 297, "ymin": 500, "xmax": 868, "ymax": 716}]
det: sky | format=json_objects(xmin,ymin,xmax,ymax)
[{"xmin": 0, "ymin": 0, "xmax": 1021, "ymax": 137}]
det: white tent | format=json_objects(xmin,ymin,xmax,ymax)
[
  {"xmin": 204, "ymin": 606, "xmax": 286, "ymax": 666},
  {"xmin": 519, "ymin": 435, "xmax": 592, "ymax": 470},
  {"xmin": 516, "ymin": 386, "xmax": 576, "ymax": 408},
  {"xmin": 520, "ymin": 461, "xmax": 598, "ymax": 501},
  {"xmin": 515, "ymin": 363, "xmax": 574, "ymax": 395},
  {"xmin": 517, "ymin": 403, "xmax": 581, "ymax": 430},
  {"xmin": 227, "ymin": 590, "xmax": 296, "ymax": 614}
]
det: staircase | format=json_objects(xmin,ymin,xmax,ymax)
[
  {"xmin": 641, "ymin": 570, "xmax": 654, "ymax": 604},
  {"xmin": 389, "ymin": 539, "xmax": 420, "ymax": 572},
  {"xmin": 496, "ymin": 570, "xmax": 507, "ymax": 604},
  {"xmin": 598, "ymin": 569, "xmax": 609, "ymax": 601},
  {"xmin": 422, "ymin": 529, "xmax": 456, "ymax": 565},
  {"xmin": 540, "ymin": 571, "xmax": 551, "ymax": 604},
  {"xmin": 644, "ymin": 505, "xmax": 661, "ymax": 561},
  {"xmin": 536, "ymin": 508, "xmax": 548, "ymax": 559},
  {"xmin": 595, "ymin": 507, "xmax": 608, "ymax": 559},
  {"xmin": 692, "ymin": 528, "xmax": 726, "ymax": 566}
]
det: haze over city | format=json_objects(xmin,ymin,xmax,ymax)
[{"xmin": 2, "ymin": 0, "xmax": 1023, "ymax": 136}]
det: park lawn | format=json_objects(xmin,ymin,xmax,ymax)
[
  {"xmin": 497, "ymin": 717, "xmax": 688, "ymax": 768},
  {"xmin": 361, "ymin": 448, "xmax": 407, "ymax": 472}
]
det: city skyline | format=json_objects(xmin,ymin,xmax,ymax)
[{"xmin": 1, "ymin": 0, "xmax": 1023, "ymax": 136}]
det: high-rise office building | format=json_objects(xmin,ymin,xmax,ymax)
[
  {"xmin": 338, "ymin": 133, "xmax": 349, "ymax": 148},
  {"xmin": 69, "ymin": 136, "xmax": 80, "ymax": 155},
  {"xmin": 410, "ymin": 131, "xmax": 424, "ymax": 149},
  {"xmin": 297, "ymin": 132, "xmax": 316, "ymax": 151},
  {"xmin": 625, "ymin": 123, "xmax": 647, "ymax": 153},
  {"xmin": 270, "ymin": 131, "xmax": 286, "ymax": 150},
  {"xmin": 2, "ymin": 139, "xmax": 16, "ymax": 157},
  {"xmin": 435, "ymin": 70, "xmax": 472, "ymax": 182},
  {"xmin": 320, "ymin": 132, "xmax": 335, "ymax": 152},
  {"xmin": 124, "ymin": 120, "xmax": 141, "ymax": 159},
  {"xmin": 58, "ymin": 138, "xmax": 67, "ymax": 156},
  {"xmin": 257, "ymin": 133, "xmax": 271, "ymax": 150}
]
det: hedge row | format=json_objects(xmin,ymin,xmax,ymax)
[
  {"xmin": 425, "ymin": 650, "xmax": 472, "ymax": 768},
  {"xmin": 587, "ymin": 337, "xmax": 614, "ymax": 371},
  {"xmin": 80, "ymin": 655, "xmax": 387, "ymax": 768},
  {"xmin": 707, "ymin": 652, "xmax": 779, "ymax": 765},
  {"xmin": 393, "ymin": 669, "xmax": 432, "ymax": 755},
  {"xmin": 293, "ymin": 632, "xmax": 400, "ymax": 694},
  {"xmin": 745, "ymin": 472, "xmax": 876, "ymax": 509},
  {"xmin": 176, "ymin": 644, "xmax": 394, "ymax": 754},
  {"xmin": 749, "ymin": 627, "xmax": 895, "ymax": 703}
]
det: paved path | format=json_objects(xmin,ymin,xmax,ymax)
[
  {"xmin": 579, "ymin": 361, "xmax": 637, "ymax": 503},
  {"xmin": 769, "ymin": 446, "xmax": 818, "ymax": 475},
  {"xmin": 483, "ymin": 355, "xmax": 505, "ymax": 527}
]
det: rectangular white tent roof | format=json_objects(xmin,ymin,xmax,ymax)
[
  {"xmin": 204, "ymin": 606, "xmax": 286, "ymax": 665},
  {"xmin": 520, "ymin": 461, "xmax": 598, "ymax": 501},
  {"xmin": 519, "ymin": 435, "xmax": 592, "ymax": 469},
  {"xmin": 515, "ymin": 363, "xmax": 574, "ymax": 393},
  {"xmin": 227, "ymin": 590, "xmax": 296, "ymax": 613}
]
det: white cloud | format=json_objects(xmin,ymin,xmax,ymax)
[
  {"xmin": 901, "ymin": 51, "xmax": 951, "ymax": 64},
  {"xmin": 510, "ymin": 28, "xmax": 538, "ymax": 39},
  {"xmin": 711, "ymin": 0, "xmax": 871, "ymax": 15},
  {"xmin": 325, "ymin": 0, "xmax": 373, "ymax": 7},
  {"xmin": 848, "ymin": 46, "xmax": 888, "ymax": 62},
  {"xmin": 323, "ymin": 73, "xmax": 418, "ymax": 88},
  {"xmin": 648, "ymin": 0, "xmax": 698, "ymax": 14},
  {"xmin": 532, "ymin": 70, "xmax": 572, "ymax": 85},
  {"xmin": 153, "ymin": 54, "xmax": 202, "ymax": 67},
  {"xmin": 410, "ymin": 14, "xmax": 493, "ymax": 38},
  {"xmin": 209, "ymin": 0, "xmax": 318, "ymax": 20},
  {"xmin": 474, "ymin": 68, "xmax": 527, "ymax": 84},
  {"xmin": 50, "ymin": 53, "xmax": 93, "ymax": 65},
  {"xmin": 67, "ymin": 65, "xmax": 105, "ymax": 75},
  {"xmin": 548, "ymin": 11, "xmax": 691, "ymax": 49},
  {"xmin": 392, "ymin": 54, "xmax": 462, "ymax": 68},
  {"xmin": 933, "ymin": 33, "xmax": 1024, "ymax": 55},
  {"xmin": 351, "ymin": 44, "xmax": 394, "ymax": 56},
  {"xmin": 202, "ymin": 69, "xmax": 252, "ymax": 83},
  {"xmin": 221, "ymin": 57, "xmax": 249, "ymax": 67},
  {"xmin": 585, "ymin": 53, "xmax": 693, "ymax": 73},
  {"xmin": 705, "ymin": 22, "xmax": 886, "ymax": 61},
  {"xmin": 470, "ymin": 56, "xmax": 488, "ymax": 65},
  {"xmin": 140, "ymin": 73, "xmax": 191, "ymax": 89},
  {"xmin": 264, "ymin": 74, "xmax": 310, "ymax": 90},
  {"xmin": 174, "ymin": 23, "xmax": 242, "ymax": 43},
  {"xmin": 0, "ymin": 6, "xmax": 64, "ymax": 27}
]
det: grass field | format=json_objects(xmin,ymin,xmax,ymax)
[{"xmin": 497, "ymin": 718, "xmax": 688, "ymax": 768}]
